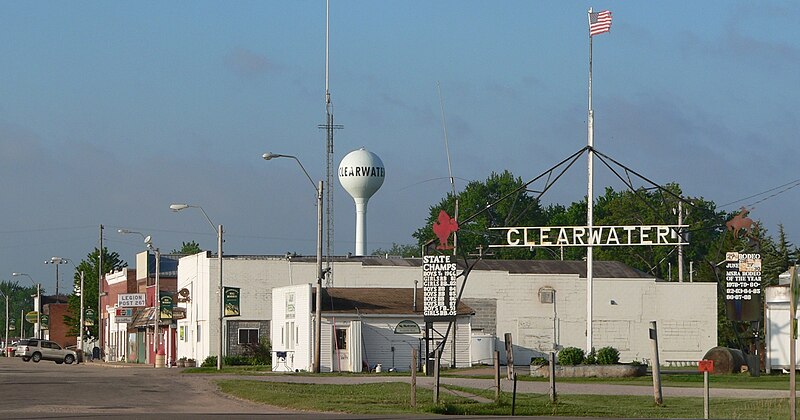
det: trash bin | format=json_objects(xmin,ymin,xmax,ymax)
[
  {"xmin": 155, "ymin": 347, "xmax": 165, "ymax": 368},
  {"xmin": 76, "ymin": 349, "xmax": 84, "ymax": 363}
]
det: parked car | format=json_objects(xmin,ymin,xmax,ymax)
[{"xmin": 15, "ymin": 338, "xmax": 77, "ymax": 364}]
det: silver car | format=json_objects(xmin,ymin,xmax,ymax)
[{"xmin": 15, "ymin": 338, "xmax": 77, "ymax": 364}]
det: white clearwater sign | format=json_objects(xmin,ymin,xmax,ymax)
[
  {"xmin": 118, "ymin": 293, "xmax": 146, "ymax": 308},
  {"xmin": 490, "ymin": 225, "xmax": 688, "ymax": 248}
]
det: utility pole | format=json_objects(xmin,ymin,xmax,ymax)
[{"xmin": 98, "ymin": 224, "xmax": 104, "ymax": 361}]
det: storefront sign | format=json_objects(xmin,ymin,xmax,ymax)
[
  {"xmin": 172, "ymin": 307, "xmax": 186, "ymax": 320},
  {"xmin": 490, "ymin": 225, "xmax": 688, "ymax": 248},
  {"xmin": 84, "ymin": 308, "xmax": 95, "ymax": 326},
  {"xmin": 40, "ymin": 314, "xmax": 49, "ymax": 330},
  {"xmin": 394, "ymin": 320, "xmax": 421, "ymax": 334},
  {"xmin": 115, "ymin": 308, "xmax": 134, "ymax": 323},
  {"xmin": 423, "ymin": 255, "xmax": 457, "ymax": 321},
  {"xmin": 286, "ymin": 292, "xmax": 295, "ymax": 319},
  {"xmin": 725, "ymin": 252, "xmax": 761, "ymax": 321},
  {"xmin": 224, "ymin": 287, "xmax": 241, "ymax": 317},
  {"xmin": 159, "ymin": 292, "xmax": 174, "ymax": 320},
  {"xmin": 25, "ymin": 311, "xmax": 38, "ymax": 324},
  {"xmin": 118, "ymin": 293, "xmax": 146, "ymax": 308}
]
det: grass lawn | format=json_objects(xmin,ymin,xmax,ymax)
[
  {"xmin": 217, "ymin": 379, "xmax": 796, "ymax": 418},
  {"xmin": 444, "ymin": 368, "xmax": 795, "ymax": 391},
  {"xmin": 182, "ymin": 365, "xmax": 273, "ymax": 374}
]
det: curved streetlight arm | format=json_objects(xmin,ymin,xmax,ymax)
[
  {"xmin": 170, "ymin": 204, "xmax": 218, "ymax": 234},
  {"xmin": 262, "ymin": 152, "xmax": 318, "ymax": 193},
  {"xmin": 12, "ymin": 272, "xmax": 41, "ymax": 339}
]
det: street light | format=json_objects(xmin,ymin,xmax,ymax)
[
  {"xmin": 169, "ymin": 203, "xmax": 224, "ymax": 370},
  {"xmin": 262, "ymin": 151, "xmax": 324, "ymax": 373},
  {"xmin": 12, "ymin": 273, "xmax": 41, "ymax": 339},
  {"xmin": 119, "ymin": 229, "xmax": 161, "ymax": 367},
  {"xmin": 45, "ymin": 257, "xmax": 70, "ymax": 299}
]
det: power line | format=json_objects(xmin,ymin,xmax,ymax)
[{"xmin": 719, "ymin": 179, "xmax": 800, "ymax": 209}]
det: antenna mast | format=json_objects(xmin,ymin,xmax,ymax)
[{"xmin": 319, "ymin": 0, "xmax": 342, "ymax": 285}]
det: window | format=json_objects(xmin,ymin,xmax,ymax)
[
  {"xmin": 285, "ymin": 322, "xmax": 295, "ymax": 350},
  {"xmin": 539, "ymin": 287, "xmax": 555, "ymax": 304},
  {"xmin": 238, "ymin": 328, "xmax": 259, "ymax": 345},
  {"xmin": 335, "ymin": 329, "xmax": 347, "ymax": 350}
]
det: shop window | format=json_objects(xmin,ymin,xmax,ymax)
[{"xmin": 239, "ymin": 328, "xmax": 259, "ymax": 345}]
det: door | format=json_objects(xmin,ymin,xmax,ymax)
[{"xmin": 334, "ymin": 328, "xmax": 350, "ymax": 372}]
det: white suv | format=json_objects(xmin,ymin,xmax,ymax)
[{"xmin": 15, "ymin": 338, "xmax": 77, "ymax": 364}]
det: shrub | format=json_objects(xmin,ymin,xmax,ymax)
[
  {"xmin": 530, "ymin": 357, "xmax": 548, "ymax": 366},
  {"xmin": 558, "ymin": 347, "xmax": 585, "ymax": 366},
  {"xmin": 597, "ymin": 347, "xmax": 620, "ymax": 365},
  {"xmin": 583, "ymin": 348, "xmax": 597, "ymax": 365},
  {"xmin": 202, "ymin": 356, "xmax": 217, "ymax": 367}
]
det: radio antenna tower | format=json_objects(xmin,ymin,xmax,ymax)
[{"xmin": 318, "ymin": 0, "xmax": 342, "ymax": 285}]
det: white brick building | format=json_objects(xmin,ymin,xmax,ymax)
[{"xmin": 175, "ymin": 253, "xmax": 717, "ymax": 366}]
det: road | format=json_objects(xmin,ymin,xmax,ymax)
[{"xmin": 0, "ymin": 356, "xmax": 300, "ymax": 419}]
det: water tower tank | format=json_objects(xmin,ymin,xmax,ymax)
[{"xmin": 338, "ymin": 148, "xmax": 385, "ymax": 256}]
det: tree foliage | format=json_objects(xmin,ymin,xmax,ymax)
[
  {"xmin": 65, "ymin": 248, "xmax": 127, "ymax": 340},
  {"xmin": 171, "ymin": 240, "xmax": 203, "ymax": 255},
  {"xmin": 371, "ymin": 243, "xmax": 420, "ymax": 258},
  {"xmin": 0, "ymin": 280, "xmax": 39, "ymax": 339},
  {"xmin": 413, "ymin": 170, "xmax": 546, "ymax": 259},
  {"xmin": 410, "ymin": 169, "xmax": 797, "ymax": 348}
]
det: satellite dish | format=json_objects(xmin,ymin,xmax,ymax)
[
  {"xmin": 144, "ymin": 235, "xmax": 152, "ymax": 244},
  {"xmin": 179, "ymin": 288, "xmax": 190, "ymax": 298}
]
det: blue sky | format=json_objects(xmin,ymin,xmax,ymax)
[{"xmin": 0, "ymin": 1, "xmax": 797, "ymax": 294}]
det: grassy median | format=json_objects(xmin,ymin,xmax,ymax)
[{"xmin": 217, "ymin": 379, "xmax": 795, "ymax": 418}]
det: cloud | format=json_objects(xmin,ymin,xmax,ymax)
[{"xmin": 223, "ymin": 47, "xmax": 275, "ymax": 78}]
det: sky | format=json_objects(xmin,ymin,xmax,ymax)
[{"xmin": 0, "ymin": 1, "xmax": 797, "ymax": 295}]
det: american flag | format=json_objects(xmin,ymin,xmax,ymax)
[{"xmin": 589, "ymin": 10, "xmax": 612, "ymax": 36}]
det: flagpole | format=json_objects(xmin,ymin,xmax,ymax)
[{"xmin": 586, "ymin": 7, "xmax": 595, "ymax": 354}]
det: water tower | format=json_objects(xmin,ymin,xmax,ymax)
[{"xmin": 338, "ymin": 148, "xmax": 385, "ymax": 256}]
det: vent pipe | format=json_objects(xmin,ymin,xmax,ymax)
[{"xmin": 413, "ymin": 280, "xmax": 418, "ymax": 311}]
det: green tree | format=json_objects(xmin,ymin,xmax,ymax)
[
  {"xmin": 0, "ymin": 280, "xmax": 39, "ymax": 339},
  {"xmin": 371, "ymin": 243, "xmax": 420, "ymax": 258},
  {"xmin": 171, "ymin": 240, "xmax": 203, "ymax": 255},
  {"xmin": 412, "ymin": 170, "xmax": 546, "ymax": 259},
  {"xmin": 64, "ymin": 248, "xmax": 127, "ymax": 340}
]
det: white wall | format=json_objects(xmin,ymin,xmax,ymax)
[
  {"xmin": 177, "ymin": 255, "xmax": 717, "ymax": 366},
  {"xmin": 765, "ymin": 285, "xmax": 800, "ymax": 371},
  {"xmin": 271, "ymin": 284, "xmax": 313, "ymax": 371}
]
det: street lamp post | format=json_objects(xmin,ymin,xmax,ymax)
[
  {"xmin": 12, "ymin": 273, "xmax": 40, "ymax": 339},
  {"xmin": 0, "ymin": 290, "xmax": 9, "ymax": 357},
  {"xmin": 45, "ymin": 257, "xmax": 69, "ymax": 299},
  {"xmin": 262, "ymin": 152, "xmax": 324, "ymax": 373},
  {"xmin": 79, "ymin": 271, "xmax": 84, "ymax": 361},
  {"xmin": 169, "ymin": 204, "xmax": 224, "ymax": 371},
  {"xmin": 119, "ymin": 229, "xmax": 161, "ymax": 367}
]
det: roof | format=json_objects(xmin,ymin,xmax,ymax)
[
  {"xmin": 206, "ymin": 254, "xmax": 654, "ymax": 279},
  {"xmin": 128, "ymin": 307, "xmax": 170, "ymax": 328},
  {"xmin": 314, "ymin": 257, "xmax": 652, "ymax": 279},
  {"xmin": 316, "ymin": 287, "xmax": 473, "ymax": 316}
]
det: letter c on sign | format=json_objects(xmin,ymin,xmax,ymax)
[{"xmin": 507, "ymin": 229, "xmax": 520, "ymax": 246}]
